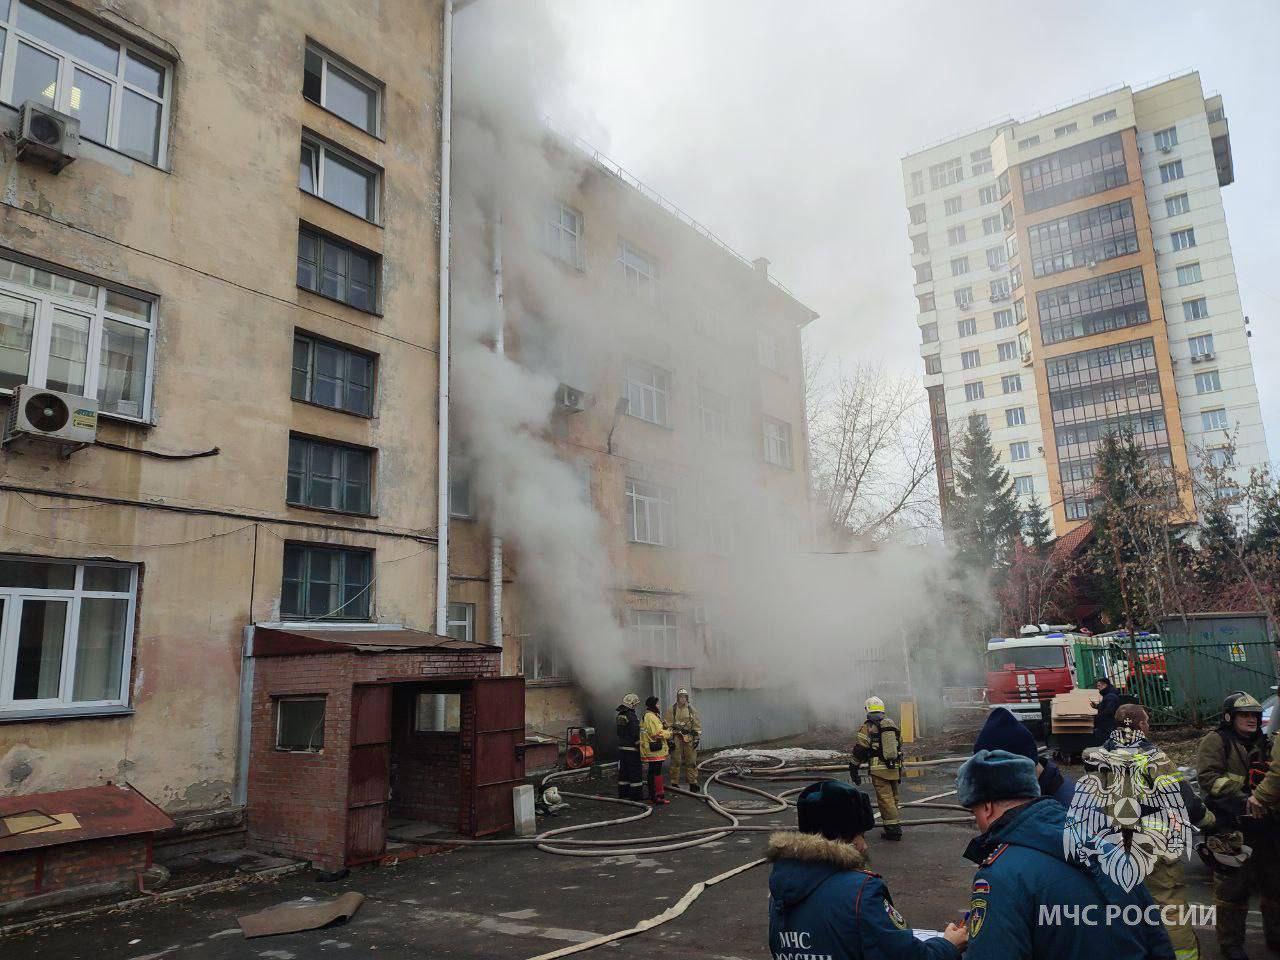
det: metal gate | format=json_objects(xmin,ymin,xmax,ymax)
[
  {"xmin": 466, "ymin": 676, "xmax": 525, "ymax": 837},
  {"xmin": 346, "ymin": 684, "xmax": 391, "ymax": 864}
]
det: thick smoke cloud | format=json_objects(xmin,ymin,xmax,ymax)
[{"xmin": 450, "ymin": 2, "xmax": 989, "ymax": 718}]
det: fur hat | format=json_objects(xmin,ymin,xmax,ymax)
[
  {"xmin": 796, "ymin": 780, "xmax": 876, "ymax": 841},
  {"xmin": 957, "ymin": 749, "xmax": 1041, "ymax": 808},
  {"xmin": 621, "ymin": 693, "xmax": 641, "ymax": 709},
  {"xmin": 973, "ymin": 707, "xmax": 1038, "ymax": 766},
  {"xmin": 645, "ymin": 695, "xmax": 660, "ymax": 711}
]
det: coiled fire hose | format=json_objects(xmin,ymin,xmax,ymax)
[{"xmin": 415, "ymin": 750, "xmax": 974, "ymax": 958}]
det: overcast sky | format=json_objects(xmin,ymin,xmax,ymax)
[{"xmin": 521, "ymin": 0, "xmax": 1279, "ymax": 457}]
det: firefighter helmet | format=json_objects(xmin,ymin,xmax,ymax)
[
  {"xmin": 865, "ymin": 696, "xmax": 886, "ymax": 715},
  {"xmin": 1223, "ymin": 692, "xmax": 1263, "ymax": 716},
  {"xmin": 622, "ymin": 693, "xmax": 641, "ymax": 709},
  {"xmin": 677, "ymin": 688, "xmax": 690, "ymax": 698}
]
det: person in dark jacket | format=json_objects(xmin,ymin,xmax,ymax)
[
  {"xmin": 1094, "ymin": 677, "xmax": 1122, "ymax": 740},
  {"xmin": 614, "ymin": 693, "xmax": 644, "ymax": 801},
  {"xmin": 973, "ymin": 705, "xmax": 1076, "ymax": 807},
  {"xmin": 958, "ymin": 749, "xmax": 1173, "ymax": 960},
  {"xmin": 767, "ymin": 779, "xmax": 966, "ymax": 960}
]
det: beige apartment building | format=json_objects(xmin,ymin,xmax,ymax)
[
  {"xmin": 0, "ymin": 0, "xmax": 446, "ymax": 823},
  {"xmin": 904, "ymin": 72, "xmax": 1269, "ymax": 534},
  {"xmin": 448, "ymin": 134, "xmax": 816, "ymax": 744}
]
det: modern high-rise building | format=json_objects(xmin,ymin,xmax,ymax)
[{"xmin": 902, "ymin": 72, "xmax": 1270, "ymax": 535}]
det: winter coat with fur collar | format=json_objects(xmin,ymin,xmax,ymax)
[{"xmin": 767, "ymin": 831, "xmax": 959, "ymax": 960}]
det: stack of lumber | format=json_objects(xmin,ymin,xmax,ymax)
[{"xmin": 1050, "ymin": 689, "xmax": 1099, "ymax": 734}]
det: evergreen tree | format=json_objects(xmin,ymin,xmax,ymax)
[
  {"xmin": 1199, "ymin": 502, "xmax": 1242, "ymax": 580},
  {"xmin": 948, "ymin": 413, "xmax": 1023, "ymax": 571},
  {"xmin": 1023, "ymin": 493, "xmax": 1054, "ymax": 553},
  {"xmin": 1248, "ymin": 475, "xmax": 1280, "ymax": 557}
]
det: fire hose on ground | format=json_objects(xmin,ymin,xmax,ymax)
[{"xmin": 417, "ymin": 750, "xmax": 974, "ymax": 959}]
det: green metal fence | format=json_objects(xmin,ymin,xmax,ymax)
[{"xmin": 1073, "ymin": 614, "xmax": 1276, "ymax": 724}]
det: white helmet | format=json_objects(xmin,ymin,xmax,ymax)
[{"xmin": 865, "ymin": 696, "xmax": 886, "ymax": 715}]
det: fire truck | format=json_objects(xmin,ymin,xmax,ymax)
[{"xmin": 984, "ymin": 625, "xmax": 1092, "ymax": 729}]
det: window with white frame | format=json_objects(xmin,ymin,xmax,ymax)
[
  {"xmin": 303, "ymin": 44, "xmax": 380, "ymax": 135},
  {"xmin": 1195, "ymin": 370, "xmax": 1221, "ymax": 394},
  {"xmin": 961, "ymin": 349, "xmax": 980, "ymax": 369},
  {"xmin": 1166, "ymin": 193, "xmax": 1190, "ymax": 217},
  {"xmin": 954, "ymin": 287, "xmax": 973, "ymax": 308},
  {"xmin": 1010, "ymin": 441, "xmax": 1031, "ymax": 461},
  {"xmin": 957, "ymin": 317, "xmax": 977, "ymax": 337},
  {"xmin": 925, "ymin": 355, "xmax": 942, "ymax": 375},
  {"xmin": 1054, "ymin": 122, "xmax": 1078, "ymax": 138},
  {"xmin": 971, "ymin": 148, "xmax": 993, "ymax": 176},
  {"xmin": 445, "ymin": 602, "xmax": 474, "ymax": 643},
  {"xmin": 276, "ymin": 696, "xmax": 326, "ymax": 752},
  {"xmin": 0, "ymin": 556, "xmax": 137, "ymax": 714},
  {"xmin": 625, "ymin": 478, "xmax": 674, "ymax": 546},
  {"xmin": 632, "ymin": 611, "xmax": 679, "ymax": 664},
  {"xmin": 910, "ymin": 170, "xmax": 925, "ymax": 196},
  {"xmin": 623, "ymin": 360, "xmax": 671, "ymax": 426},
  {"xmin": 994, "ymin": 309, "xmax": 1015, "ymax": 329},
  {"xmin": 921, "ymin": 321, "xmax": 938, "ymax": 343},
  {"xmin": 909, "ymin": 203, "xmax": 926, "ymax": 225},
  {"xmin": 979, "ymin": 184, "xmax": 999, "ymax": 205},
  {"xmin": 990, "ymin": 278, "xmax": 1011, "ymax": 301},
  {"xmin": 698, "ymin": 383, "xmax": 729, "ymax": 442},
  {"xmin": 983, "ymin": 215, "xmax": 1002, "ymax": 236},
  {"xmin": 448, "ymin": 467, "xmax": 473, "ymax": 518},
  {"xmin": 997, "ymin": 341, "xmax": 1018, "ymax": 362},
  {"xmin": 1201, "ymin": 408, "xmax": 1229, "ymax": 432},
  {"xmin": 1018, "ymin": 135, "xmax": 1040, "ymax": 150},
  {"xmin": 947, "ymin": 225, "xmax": 966, "ymax": 246},
  {"xmin": 1159, "ymin": 160, "xmax": 1184, "ymax": 183},
  {"xmin": 1153, "ymin": 126, "xmax": 1178, "ymax": 151},
  {"xmin": 1093, "ymin": 109, "xmax": 1118, "ymax": 125},
  {"xmin": 1006, "ymin": 406, "xmax": 1026, "ymax": 427},
  {"xmin": 1171, "ymin": 228, "xmax": 1196, "ymax": 251},
  {"xmin": 763, "ymin": 416, "xmax": 792, "ymax": 467},
  {"xmin": 1002, "ymin": 373, "xmax": 1022, "ymax": 394},
  {"xmin": 522, "ymin": 634, "xmax": 568, "ymax": 681},
  {"xmin": 544, "ymin": 201, "xmax": 584, "ymax": 270},
  {"xmin": 951, "ymin": 256, "xmax": 969, "ymax": 277},
  {"xmin": 964, "ymin": 381, "xmax": 984, "ymax": 401},
  {"xmin": 986, "ymin": 246, "xmax": 1007, "ymax": 270},
  {"xmin": 617, "ymin": 240, "xmax": 658, "ymax": 300},
  {"xmin": 757, "ymin": 330, "xmax": 780, "ymax": 372},
  {"xmin": 1207, "ymin": 447, "xmax": 1233, "ymax": 469},
  {"xmin": 1176, "ymin": 262, "xmax": 1202, "ymax": 286},
  {"xmin": 917, "ymin": 292, "xmax": 935, "ymax": 313},
  {"xmin": 1183, "ymin": 298, "xmax": 1209, "ymax": 321},
  {"xmin": 1014, "ymin": 476, "xmax": 1034, "ymax": 495},
  {"xmin": 929, "ymin": 157, "xmax": 963, "ymax": 189},
  {"xmin": 911, "ymin": 234, "xmax": 929, "ymax": 256},
  {"xmin": 945, "ymin": 196, "xmax": 962, "ymax": 216},
  {"xmin": 299, "ymin": 135, "xmax": 380, "ymax": 222},
  {"xmin": 0, "ymin": 254, "xmax": 154, "ymax": 420},
  {"xmin": 0, "ymin": 1, "xmax": 170, "ymax": 164},
  {"xmin": 1188, "ymin": 333, "xmax": 1215, "ymax": 358}
]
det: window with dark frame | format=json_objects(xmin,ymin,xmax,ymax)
[
  {"xmin": 291, "ymin": 332, "xmax": 373, "ymax": 415},
  {"xmin": 287, "ymin": 435, "xmax": 373, "ymax": 514},
  {"xmin": 276, "ymin": 696, "xmax": 326, "ymax": 752},
  {"xmin": 297, "ymin": 228, "xmax": 379, "ymax": 312},
  {"xmin": 281, "ymin": 543, "xmax": 372, "ymax": 621}
]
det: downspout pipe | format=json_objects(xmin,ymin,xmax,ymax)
[
  {"xmin": 434, "ymin": 0, "xmax": 455, "ymax": 636},
  {"xmin": 490, "ymin": 214, "xmax": 504, "ymax": 649}
]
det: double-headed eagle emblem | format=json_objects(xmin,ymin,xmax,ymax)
[{"xmin": 1064, "ymin": 730, "xmax": 1191, "ymax": 892}]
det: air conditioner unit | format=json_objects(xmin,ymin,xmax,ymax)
[
  {"xmin": 1021, "ymin": 351, "xmax": 1033, "ymax": 365},
  {"xmin": 1191, "ymin": 351, "xmax": 1215, "ymax": 362},
  {"xmin": 4, "ymin": 385, "xmax": 99, "ymax": 447},
  {"xmin": 959, "ymin": 301, "xmax": 972, "ymax": 311},
  {"xmin": 1086, "ymin": 259, "xmax": 1098, "ymax": 269},
  {"xmin": 1159, "ymin": 145, "xmax": 1173, "ymax": 154},
  {"xmin": 556, "ymin": 383, "xmax": 587, "ymax": 412},
  {"xmin": 16, "ymin": 101, "xmax": 80, "ymax": 174}
]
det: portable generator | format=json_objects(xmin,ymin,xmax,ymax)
[{"xmin": 565, "ymin": 726, "xmax": 596, "ymax": 769}]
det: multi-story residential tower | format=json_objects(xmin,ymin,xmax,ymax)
[{"xmin": 903, "ymin": 72, "xmax": 1269, "ymax": 534}]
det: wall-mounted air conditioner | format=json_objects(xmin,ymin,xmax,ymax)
[
  {"xmin": 1159, "ymin": 145, "xmax": 1174, "ymax": 154},
  {"xmin": 556, "ymin": 383, "xmax": 587, "ymax": 412},
  {"xmin": 4, "ymin": 385, "xmax": 99, "ymax": 448},
  {"xmin": 17, "ymin": 101, "xmax": 80, "ymax": 174}
]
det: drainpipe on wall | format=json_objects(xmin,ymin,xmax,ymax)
[
  {"xmin": 233, "ymin": 626, "xmax": 255, "ymax": 808},
  {"xmin": 434, "ymin": 0, "xmax": 455, "ymax": 636},
  {"xmin": 490, "ymin": 213, "xmax": 504, "ymax": 650}
]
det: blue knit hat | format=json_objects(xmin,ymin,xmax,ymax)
[
  {"xmin": 973, "ymin": 707, "xmax": 1038, "ymax": 766},
  {"xmin": 796, "ymin": 780, "xmax": 876, "ymax": 841},
  {"xmin": 957, "ymin": 749, "xmax": 1041, "ymax": 808}
]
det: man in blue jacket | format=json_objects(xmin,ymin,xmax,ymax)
[
  {"xmin": 973, "ymin": 705, "xmax": 1076, "ymax": 807},
  {"xmin": 767, "ymin": 779, "xmax": 967, "ymax": 959},
  {"xmin": 958, "ymin": 749, "xmax": 1173, "ymax": 960}
]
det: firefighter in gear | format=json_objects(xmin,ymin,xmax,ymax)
[
  {"xmin": 640, "ymin": 695, "xmax": 672, "ymax": 805},
  {"xmin": 615, "ymin": 693, "xmax": 645, "ymax": 802},
  {"xmin": 665, "ymin": 688, "xmax": 702, "ymax": 790},
  {"xmin": 849, "ymin": 696, "xmax": 903, "ymax": 840},
  {"xmin": 1195, "ymin": 691, "xmax": 1280, "ymax": 959},
  {"xmin": 1101, "ymin": 703, "xmax": 1210, "ymax": 960}
]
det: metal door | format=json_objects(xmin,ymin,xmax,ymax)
[
  {"xmin": 466, "ymin": 677, "xmax": 525, "ymax": 836},
  {"xmin": 346, "ymin": 684, "xmax": 391, "ymax": 864}
]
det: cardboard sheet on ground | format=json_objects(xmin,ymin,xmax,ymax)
[{"xmin": 238, "ymin": 892, "xmax": 365, "ymax": 938}]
